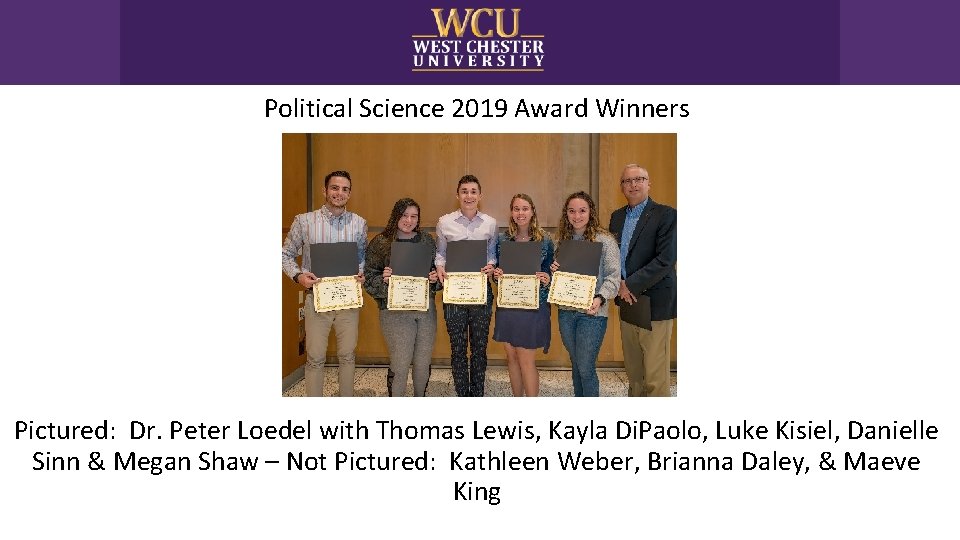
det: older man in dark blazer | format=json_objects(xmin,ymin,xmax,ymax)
[{"xmin": 609, "ymin": 164, "xmax": 677, "ymax": 397}]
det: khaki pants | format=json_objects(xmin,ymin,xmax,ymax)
[
  {"xmin": 304, "ymin": 300, "xmax": 359, "ymax": 397},
  {"xmin": 621, "ymin": 319, "xmax": 674, "ymax": 397}
]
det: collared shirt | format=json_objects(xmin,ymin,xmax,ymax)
[
  {"xmin": 434, "ymin": 209, "xmax": 498, "ymax": 267},
  {"xmin": 282, "ymin": 204, "xmax": 368, "ymax": 279},
  {"xmin": 619, "ymin": 198, "xmax": 647, "ymax": 279}
]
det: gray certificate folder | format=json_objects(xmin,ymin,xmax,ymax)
[
  {"xmin": 499, "ymin": 241, "xmax": 541, "ymax": 275},
  {"xmin": 390, "ymin": 241, "xmax": 432, "ymax": 277},
  {"xmin": 556, "ymin": 240, "xmax": 602, "ymax": 276},
  {"xmin": 309, "ymin": 242, "xmax": 358, "ymax": 278},
  {"xmin": 446, "ymin": 240, "xmax": 487, "ymax": 272},
  {"xmin": 619, "ymin": 294, "xmax": 652, "ymax": 330}
]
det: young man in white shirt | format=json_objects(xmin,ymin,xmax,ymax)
[{"xmin": 434, "ymin": 175, "xmax": 498, "ymax": 397}]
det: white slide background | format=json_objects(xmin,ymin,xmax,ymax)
[{"xmin": 1, "ymin": 85, "xmax": 957, "ymax": 538}]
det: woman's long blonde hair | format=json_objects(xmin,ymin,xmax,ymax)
[{"xmin": 507, "ymin": 193, "xmax": 545, "ymax": 242}]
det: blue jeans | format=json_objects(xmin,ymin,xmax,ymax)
[{"xmin": 558, "ymin": 310, "xmax": 608, "ymax": 397}]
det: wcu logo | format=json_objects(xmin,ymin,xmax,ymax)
[{"xmin": 431, "ymin": 8, "xmax": 521, "ymax": 38}]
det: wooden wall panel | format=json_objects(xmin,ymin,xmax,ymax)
[
  {"xmin": 598, "ymin": 133, "xmax": 677, "ymax": 218},
  {"xmin": 282, "ymin": 134, "xmax": 308, "ymax": 227},
  {"xmin": 465, "ymin": 134, "xmax": 577, "ymax": 226},
  {"xmin": 281, "ymin": 134, "xmax": 308, "ymax": 378},
  {"xmin": 311, "ymin": 134, "xmax": 467, "ymax": 227},
  {"xmin": 281, "ymin": 236, "xmax": 305, "ymax": 378}
]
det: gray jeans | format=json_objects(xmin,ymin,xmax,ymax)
[{"xmin": 380, "ymin": 308, "xmax": 437, "ymax": 396}]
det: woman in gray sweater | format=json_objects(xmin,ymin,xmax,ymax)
[
  {"xmin": 550, "ymin": 191, "xmax": 620, "ymax": 397},
  {"xmin": 364, "ymin": 198, "xmax": 440, "ymax": 396}
]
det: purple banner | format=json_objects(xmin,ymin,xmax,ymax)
[{"xmin": 1, "ymin": 1, "xmax": 958, "ymax": 84}]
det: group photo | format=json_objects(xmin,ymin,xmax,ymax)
[{"xmin": 281, "ymin": 133, "xmax": 677, "ymax": 397}]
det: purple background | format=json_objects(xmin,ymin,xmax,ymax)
[{"xmin": 2, "ymin": 1, "xmax": 957, "ymax": 84}]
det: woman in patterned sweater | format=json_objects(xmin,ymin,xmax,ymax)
[{"xmin": 364, "ymin": 198, "xmax": 440, "ymax": 396}]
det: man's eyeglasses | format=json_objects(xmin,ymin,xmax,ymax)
[{"xmin": 620, "ymin": 176, "xmax": 648, "ymax": 185}]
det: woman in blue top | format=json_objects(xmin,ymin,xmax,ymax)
[{"xmin": 493, "ymin": 194, "xmax": 554, "ymax": 397}]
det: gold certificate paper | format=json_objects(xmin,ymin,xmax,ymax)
[
  {"xmin": 313, "ymin": 276, "xmax": 364, "ymax": 312},
  {"xmin": 547, "ymin": 271, "xmax": 597, "ymax": 310},
  {"xmin": 387, "ymin": 276, "xmax": 430, "ymax": 311},
  {"xmin": 497, "ymin": 274, "xmax": 540, "ymax": 309},
  {"xmin": 442, "ymin": 272, "xmax": 487, "ymax": 305}
]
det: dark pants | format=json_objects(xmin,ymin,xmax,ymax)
[{"xmin": 443, "ymin": 289, "xmax": 493, "ymax": 397}]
